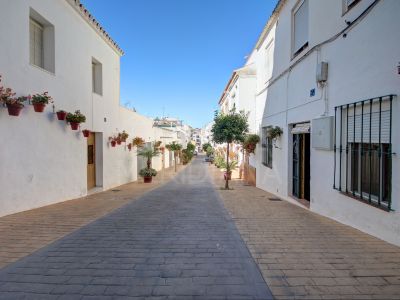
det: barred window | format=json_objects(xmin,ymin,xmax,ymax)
[
  {"xmin": 333, "ymin": 95, "xmax": 394, "ymax": 210},
  {"xmin": 262, "ymin": 127, "xmax": 273, "ymax": 168}
]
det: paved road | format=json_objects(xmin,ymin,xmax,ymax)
[{"xmin": 0, "ymin": 158, "xmax": 272, "ymax": 299}]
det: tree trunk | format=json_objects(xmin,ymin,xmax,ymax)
[
  {"xmin": 225, "ymin": 142, "xmax": 230, "ymax": 189},
  {"xmin": 174, "ymin": 152, "xmax": 177, "ymax": 172}
]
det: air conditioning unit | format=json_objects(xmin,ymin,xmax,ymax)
[{"xmin": 316, "ymin": 62, "xmax": 328, "ymax": 83}]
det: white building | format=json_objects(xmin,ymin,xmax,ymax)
[
  {"xmin": 219, "ymin": 0, "xmax": 400, "ymax": 246},
  {"xmin": 0, "ymin": 0, "xmax": 179, "ymax": 217}
]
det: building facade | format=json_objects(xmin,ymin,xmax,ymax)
[
  {"xmin": 219, "ymin": 0, "xmax": 400, "ymax": 246},
  {"xmin": 0, "ymin": 0, "xmax": 180, "ymax": 217}
]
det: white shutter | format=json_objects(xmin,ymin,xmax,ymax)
[
  {"xmin": 345, "ymin": 102, "xmax": 391, "ymax": 144},
  {"xmin": 29, "ymin": 19, "xmax": 43, "ymax": 68},
  {"xmin": 294, "ymin": 0, "xmax": 308, "ymax": 53}
]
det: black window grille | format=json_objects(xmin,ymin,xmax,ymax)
[
  {"xmin": 333, "ymin": 95, "xmax": 395, "ymax": 211},
  {"xmin": 262, "ymin": 127, "xmax": 273, "ymax": 168}
]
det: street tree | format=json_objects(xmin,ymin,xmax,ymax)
[{"xmin": 212, "ymin": 108, "xmax": 248, "ymax": 189}]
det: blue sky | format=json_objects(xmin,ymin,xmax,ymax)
[{"xmin": 81, "ymin": 0, "xmax": 277, "ymax": 128}]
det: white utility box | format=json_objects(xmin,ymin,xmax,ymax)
[{"xmin": 311, "ymin": 116, "xmax": 334, "ymax": 150}]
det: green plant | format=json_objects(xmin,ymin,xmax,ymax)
[
  {"xmin": 166, "ymin": 141, "xmax": 182, "ymax": 172},
  {"xmin": 182, "ymin": 148, "xmax": 194, "ymax": 164},
  {"xmin": 66, "ymin": 110, "xmax": 86, "ymax": 123},
  {"xmin": 212, "ymin": 108, "xmax": 248, "ymax": 189},
  {"xmin": 31, "ymin": 92, "xmax": 53, "ymax": 105},
  {"xmin": 186, "ymin": 142, "xmax": 195, "ymax": 153},
  {"xmin": 206, "ymin": 146, "xmax": 214, "ymax": 157},
  {"xmin": 139, "ymin": 168, "xmax": 157, "ymax": 177},
  {"xmin": 267, "ymin": 126, "xmax": 283, "ymax": 139},
  {"xmin": 132, "ymin": 137, "xmax": 145, "ymax": 147},
  {"xmin": 220, "ymin": 160, "xmax": 238, "ymax": 172},
  {"xmin": 137, "ymin": 148, "xmax": 160, "ymax": 169},
  {"xmin": 214, "ymin": 156, "xmax": 225, "ymax": 168},
  {"xmin": 243, "ymin": 134, "xmax": 260, "ymax": 154},
  {"xmin": 202, "ymin": 143, "xmax": 212, "ymax": 152},
  {"xmin": 118, "ymin": 130, "xmax": 129, "ymax": 142}
]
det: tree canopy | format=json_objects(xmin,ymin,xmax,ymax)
[{"xmin": 212, "ymin": 109, "xmax": 248, "ymax": 144}]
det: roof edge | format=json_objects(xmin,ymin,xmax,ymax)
[{"xmin": 66, "ymin": 0, "xmax": 124, "ymax": 56}]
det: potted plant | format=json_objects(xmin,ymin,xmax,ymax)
[
  {"xmin": 267, "ymin": 126, "xmax": 283, "ymax": 140},
  {"xmin": 243, "ymin": 134, "xmax": 260, "ymax": 154},
  {"xmin": 128, "ymin": 143, "xmax": 132, "ymax": 151},
  {"xmin": 56, "ymin": 110, "xmax": 67, "ymax": 121},
  {"xmin": 82, "ymin": 129, "xmax": 90, "ymax": 138},
  {"xmin": 139, "ymin": 168, "xmax": 157, "ymax": 183},
  {"xmin": 4, "ymin": 96, "xmax": 27, "ymax": 117},
  {"xmin": 109, "ymin": 137, "xmax": 117, "ymax": 147},
  {"xmin": 137, "ymin": 147, "xmax": 160, "ymax": 183},
  {"xmin": 66, "ymin": 110, "xmax": 86, "ymax": 130},
  {"xmin": 0, "ymin": 77, "xmax": 27, "ymax": 117},
  {"xmin": 221, "ymin": 160, "xmax": 238, "ymax": 180},
  {"xmin": 165, "ymin": 142, "xmax": 182, "ymax": 172},
  {"xmin": 132, "ymin": 136, "xmax": 145, "ymax": 148},
  {"xmin": 119, "ymin": 130, "xmax": 129, "ymax": 143},
  {"xmin": 31, "ymin": 92, "xmax": 53, "ymax": 112}
]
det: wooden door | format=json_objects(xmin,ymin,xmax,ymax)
[{"xmin": 87, "ymin": 133, "xmax": 96, "ymax": 189}]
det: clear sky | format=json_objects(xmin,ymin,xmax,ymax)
[{"xmin": 81, "ymin": 0, "xmax": 277, "ymax": 128}]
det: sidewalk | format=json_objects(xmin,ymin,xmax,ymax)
[
  {"xmin": 209, "ymin": 164, "xmax": 400, "ymax": 299},
  {"xmin": 0, "ymin": 165, "xmax": 185, "ymax": 269}
]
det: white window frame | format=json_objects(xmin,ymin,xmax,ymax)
[
  {"xmin": 92, "ymin": 58, "xmax": 103, "ymax": 95},
  {"xmin": 292, "ymin": 0, "xmax": 309, "ymax": 58}
]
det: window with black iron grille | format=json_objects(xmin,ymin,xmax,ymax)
[
  {"xmin": 333, "ymin": 95, "xmax": 395, "ymax": 211},
  {"xmin": 262, "ymin": 127, "xmax": 273, "ymax": 168}
]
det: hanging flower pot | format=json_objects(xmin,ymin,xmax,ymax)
[
  {"xmin": 82, "ymin": 129, "xmax": 90, "ymax": 138},
  {"xmin": 66, "ymin": 110, "xmax": 86, "ymax": 131},
  {"xmin": 6, "ymin": 103, "xmax": 23, "ymax": 117},
  {"xmin": 128, "ymin": 143, "xmax": 132, "ymax": 151},
  {"xmin": 111, "ymin": 140, "xmax": 117, "ymax": 147},
  {"xmin": 56, "ymin": 110, "xmax": 67, "ymax": 121},
  {"xmin": 70, "ymin": 122, "xmax": 79, "ymax": 130},
  {"xmin": 116, "ymin": 138, "xmax": 122, "ymax": 145},
  {"xmin": 32, "ymin": 103, "xmax": 46, "ymax": 112},
  {"xmin": 31, "ymin": 92, "xmax": 53, "ymax": 113}
]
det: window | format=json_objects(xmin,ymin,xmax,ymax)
[
  {"xmin": 264, "ymin": 40, "xmax": 274, "ymax": 83},
  {"xmin": 262, "ymin": 127, "xmax": 273, "ymax": 168},
  {"xmin": 92, "ymin": 58, "xmax": 103, "ymax": 95},
  {"xmin": 29, "ymin": 9, "xmax": 55, "ymax": 73},
  {"xmin": 30, "ymin": 19, "xmax": 43, "ymax": 68},
  {"xmin": 292, "ymin": 0, "xmax": 309, "ymax": 57},
  {"xmin": 343, "ymin": 0, "xmax": 361, "ymax": 14},
  {"xmin": 333, "ymin": 95, "xmax": 394, "ymax": 210}
]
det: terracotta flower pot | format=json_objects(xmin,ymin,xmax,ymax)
[
  {"xmin": 111, "ymin": 141, "xmax": 117, "ymax": 147},
  {"xmin": 82, "ymin": 129, "xmax": 90, "ymax": 138},
  {"xmin": 56, "ymin": 111, "xmax": 67, "ymax": 120},
  {"xmin": 144, "ymin": 176, "xmax": 153, "ymax": 183},
  {"xmin": 32, "ymin": 103, "xmax": 46, "ymax": 112},
  {"xmin": 6, "ymin": 103, "xmax": 23, "ymax": 116},
  {"xmin": 128, "ymin": 144, "xmax": 132, "ymax": 151},
  {"xmin": 70, "ymin": 122, "xmax": 79, "ymax": 130},
  {"xmin": 224, "ymin": 171, "xmax": 232, "ymax": 180},
  {"xmin": 117, "ymin": 140, "xmax": 122, "ymax": 145}
]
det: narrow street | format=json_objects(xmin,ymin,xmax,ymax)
[{"xmin": 0, "ymin": 158, "xmax": 272, "ymax": 299}]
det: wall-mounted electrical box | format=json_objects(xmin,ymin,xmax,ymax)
[
  {"xmin": 311, "ymin": 116, "xmax": 334, "ymax": 150},
  {"xmin": 316, "ymin": 61, "xmax": 328, "ymax": 83}
]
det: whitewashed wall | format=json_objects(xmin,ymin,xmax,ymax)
[
  {"xmin": 240, "ymin": 0, "xmax": 400, "ymax": 245},
  {"xmin": 0, "ymin": 0, "xmax": 176, "ymax": 217}
]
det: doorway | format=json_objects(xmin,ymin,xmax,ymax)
[
  {"xmin": 292, "ymin": 133, "xmax": 310, "ymax": 201},
  {"xmin": 87, "ymin": 133, "xmax": 96, "ymax": 190}
]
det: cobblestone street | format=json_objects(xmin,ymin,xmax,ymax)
[
  {"xmin": 210, "ymin": 164, "xmax": 400, "ymax": 299},
  {"xmin": 0, "ymin": 158, "xmax": 272, "ymax": 299}
]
